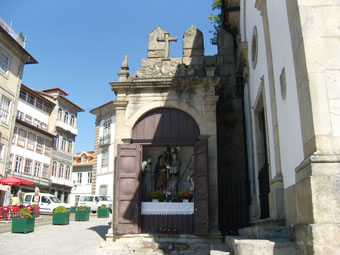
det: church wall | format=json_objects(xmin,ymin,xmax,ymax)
[{"xmin": 266, "ymin": 1, "xmax": 304, "ymax": 189}]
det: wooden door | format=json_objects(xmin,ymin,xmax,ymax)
[
  {"xmin": 114, "ymin": 144, "xmax": 142, "ymax": 234},
  {"xmin": 194, "ymin": 139, "xmax": 209, "ymax": 235}
]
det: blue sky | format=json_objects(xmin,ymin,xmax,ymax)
[{"xmin": 1, "ymin": 0, "xmax": 218, "ymax": 152}]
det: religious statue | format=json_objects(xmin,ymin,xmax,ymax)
[
  {"xmin": 155, "ymin": 151, "xmax": 169, "ymax": 191},
  {"xmin": 167, "ymin": 149, "xmax": 181, "ymax": 192},
  {"xmin": 141, "ymin": 157, "xmax": 152, "ymax": 201}
]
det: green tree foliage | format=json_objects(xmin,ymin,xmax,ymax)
[{"xmin": 208, "ymin": 0, "xmax": 222, "ymax": 45}]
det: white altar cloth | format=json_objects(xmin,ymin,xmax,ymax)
[{"xmin": 141, "ymin": 202, "xmax": 194, "ymax": 215}]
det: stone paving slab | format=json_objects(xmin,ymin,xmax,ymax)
[{"xmin": 0, "ymin": 215, "xmax": 111, "ymax": 255}]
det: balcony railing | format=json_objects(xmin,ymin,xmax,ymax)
[
  {"xmin": 10, "ymin": 171, "xmax": 51, "ymax": 187},
  {"xmin": 99, "ymin": 134, "xmax": 111, "ymax": 146},
  {"xmin": 0, "ymin": 17, "xmax": 25, "ymax": 48},
  {"xmin": 56, "ymin": 119, "xmax": 78, "ymax": 135}
]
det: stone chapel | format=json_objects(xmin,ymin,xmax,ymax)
[{"xmin": 106, "ymin": 25, "xmax": 247, "ymax": 238}]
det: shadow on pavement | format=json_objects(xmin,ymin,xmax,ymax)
[{"xmin": 87, "ymin": 221, "xmax": 112, "ymax": 240}]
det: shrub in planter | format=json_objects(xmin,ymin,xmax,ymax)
[
  {"xmin": 75, "ymin": 206, "xmax": 89, "ymax": 221},
  {"xmin": 53, "ymin": 206, "xmax": 70, "ymax": 225},
  {"xmin": 31, "ymin": 204, "xmax": 40, "ymax": 218},
  {"xmin": 97, "ymin": 204, "xmax": 109, "ymax": 218},
  {"xmin": 12, "ymin": 207, "xmax": 35, "ymax": 234}
]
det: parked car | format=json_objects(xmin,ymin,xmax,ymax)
[
  {"xmin": 23, "ymin": 193, "xmax": 71, "ymax": 214},
  {"xmin": 77, "ymin": 195, "xmax": 112, "ymax": 213}
]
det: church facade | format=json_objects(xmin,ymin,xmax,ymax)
[{"xmin": 223, "ymin": 0, "xmax": 340, "ymax": 254}]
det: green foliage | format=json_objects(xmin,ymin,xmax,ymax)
[
  {"xmin": 148, "ymin": 190, "xmax": 163, "ymax": 200},
  {"xmin": 100, "ymin": 204, "xmax": 107, "ymax": 209},
  {"xmin": 18, "ymin": 207, "xmax": 33, "ymax": 218},
  {"xmin": 77, "ymin": 206, "xmax": 86, "ymax": 211},
  {"xmin": 208, "ymin": 0, "xmax": 222, "ymax": 45},
  {"xmin": 54, "ymin": 206, "xmax": 68, "ymax": 214}
]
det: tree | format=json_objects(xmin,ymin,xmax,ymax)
[{"xmin": 208, "ymin": 0, "xmax": 222, "ymax": 45}]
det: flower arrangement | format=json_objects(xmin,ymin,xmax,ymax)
[
  {"xmin": 100, "ymin": 204, "xmax": 107, "ymax": 209},
  {"xmin": 17, "ymin": 207, "xmax": 33, "ymax": 218},
  {"xmin": 177, "ymin": 191, "xmax": 193, "ymax": 201},
  {"xmin": 54, "ymin": 206, "xmax": 68, "ymax": 214},
  {"xmin": 148, "ymin": 190, "xmax": 163, "ymax": 200},
  {"xmin": 77, "ymin": 206, "xmax": 86, "ymax": 211}
]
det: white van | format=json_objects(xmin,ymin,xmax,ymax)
[
  {"xmin": 23, "ymin": 193, "xmax": 71, "ymax": 214},
  {"xmin": 77, "ymin": 195, "xmax": 112, "ymax": 213}
]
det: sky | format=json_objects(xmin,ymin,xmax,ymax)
[{"xmin": 1, "ymin": 0, "xmax": 218, "ymax": 153}]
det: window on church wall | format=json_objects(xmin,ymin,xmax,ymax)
[{"xmin": 61, "ymin": 138, "xmax": 67, "ymax": 151}]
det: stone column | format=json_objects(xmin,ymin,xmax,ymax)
[
  {"xmin": 287, "ymin": 2, "xmax": 340, "ymax": 254},
  {"xmin": 91, "ymin": 118, "xmax": 101, "ymax": 195},
  {"xmin": 204, "ymin": 95, "xmax": 220, "ymax": 234}
]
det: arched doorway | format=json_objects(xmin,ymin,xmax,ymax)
[{"xmin": 114, "ymin": 108, "xmax": 209, "ymax": 235}]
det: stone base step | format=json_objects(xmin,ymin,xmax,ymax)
[
  {"xmin": 238, "ymin": 226, "xmax": 292, "ymax": 240},
  {"xmin": 225, "ymin": 236, "xmax": 298, "ymax": 255},
  {"xmin": 100, "ymin": 233, "xmax": 228, "ymax": 255}
]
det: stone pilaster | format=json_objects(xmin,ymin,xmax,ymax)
[{"xmin": 294, "ymin": 154, "xmax": 340, "ymax": 254}]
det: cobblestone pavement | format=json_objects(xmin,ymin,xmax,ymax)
[{"xmin": 0, "ymin": 215, "xmax": 111, "ymax": 255}]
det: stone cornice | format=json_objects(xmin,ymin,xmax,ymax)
[{"xmin": 110, "ymin": 77, "xmax": 221, "ymax": 95}]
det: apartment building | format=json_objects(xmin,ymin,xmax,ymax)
[
  {"xmin": 69, "ymin": 151, "xmax": 94, "ymax": 207},
  {"xmin": 90, "ymin": 101, "xmax": 115, "ymax": 198},
  {"xmin": 0, "ymin": 18, "xmax": 37, "ymax": 178},
  {"xmin": 40, "ymin": 88, "xmax": 83, "ymax": 203},
  {"xmin": 10, "ymin": 84, "xmax": 55, "ymax": 193}
]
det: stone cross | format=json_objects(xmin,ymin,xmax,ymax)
[{"xmin": 157, "ymin": 32, "xmax": 177, "ymax": 58}]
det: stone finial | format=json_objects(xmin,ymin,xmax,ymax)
[
  {"xmin": 121, "ymin": 55, "xmax": 129, "ymax": 71},
  {"xmin": 183, "ymin": 25, "xmax": 204, "ymax": 57},
  {"xmin": 147, "ymin": 27, "xmax": 177, "ymax": 58},
  {"xmin": 117, "ymin": 55, "xmax": 130, "ymax": 81}
]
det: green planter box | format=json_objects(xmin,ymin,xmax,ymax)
[
  {"xmin": 11, "ymin": 217, "xmax": 35, "ymax": 234},
  {"xmin": 85, "ymin": 207, "xmax": 91, "ymax": 214},
  {"xmin": 52, "ymin": 212, "xmax": 70, "ymax": 225},
  {"xmin": 97, "ymin": 207, "xmax": 109, "ymax": 218},
  {"xmin": 70, "ymin": 206, "xmax": 77, "ymax": 213},
  {"xmin": 75, "ymin": 210, "xmax": 89, "ymax": 221}
]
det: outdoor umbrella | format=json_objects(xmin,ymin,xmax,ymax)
[{"xmin": 0, "ymin": 176, "xmax": 35, "ymax": 186}]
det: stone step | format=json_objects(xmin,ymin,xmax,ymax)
[
  {"xmin": 225, "ymin": 236, "xmax": 298, "ymax": 255},
  {"xmin": 210, "ymin": 243, "xmax": 231, "ymax": 255},
  {"xmin": 238, "ymin": 226, "xmax": 292, "ymax": 240}
]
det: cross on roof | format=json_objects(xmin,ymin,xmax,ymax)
[{"xmin": 157, "ymin": 32, "xmax": 177, "ymax": 58}]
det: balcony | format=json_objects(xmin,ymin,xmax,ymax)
[
  {"xmin": 0, "ymin": 17, "xmax": 25, "ymax": 48},
  {"xmin": 99, "ymin": 134, "xmax": 111, "ymax": 146},
  {"xmin": 10, "ymin": 171, "xmax": 51, "ymax": 187},
  {"xmin": 56, "ymin": 119, "xmax": 78, "ymax": 135},
  {"xmin": 51, "ymin": 176, "xmax": 73, "ymax": 188}
]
